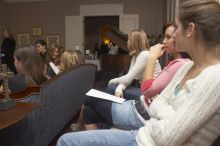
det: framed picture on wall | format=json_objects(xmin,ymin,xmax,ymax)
[
  {"xmin": 16, "ymin": 33, "xmax": 30, "ymax": 47},
  {"xmin": 33, "ymin": 27, "xmax": 42, "ymax": 36},
  {"xmin": 46, "ymin": 35, "xmax": 59, "ymax": 48}
]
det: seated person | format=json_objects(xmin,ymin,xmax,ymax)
[
  {"xmin": 57, "ymin": 1, "xmax": 220, "ymax": 145},
  {"xmin": 49, "ymin": 43, "xmax": 63, "ymax": 66},
  {"xmin": 106, "ymin": 29, "xmax": 161, "ymax": 100},
  {"xmin": 59, "ymin": 49, "xmax": 85, "ymax": 73},
  {"xmin": 47, "ymin": 43, "xmax": 63, "ymax": 77},
  {"xmin": 0, "ymin": 45, "xmax": 47, "ymax": 93},
  {"xmin": 58, "ymin": 49, "xmax": 85, "ymax": 131},
  {"xmin": 82, "ymin": 22, "xmax": 190, "ymax": 131},
  {"xmin": 35, "ymin": 40, "xmax": 50, "ymax": 79},
  {"xmin": 35, "ymin": 40, "xmax": 49, "ymax": 64}
]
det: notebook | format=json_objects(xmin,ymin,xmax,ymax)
[{"xmin": 86, "ymin": 89, "xmax": 125, "ymax": 103}]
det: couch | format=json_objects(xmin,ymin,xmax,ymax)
[{"xmin": 0, "ymin": 64, "xmax": 96, "ymax": 146}]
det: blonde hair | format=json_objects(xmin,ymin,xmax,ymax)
[
  {"xmin": 59, "ymin": 49, "xmax": 84, "ymax": 72},
  {"xmin": 128, "ymin": 30, "xmax": 150, "ymax": 56}
]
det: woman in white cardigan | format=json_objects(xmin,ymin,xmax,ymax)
[
  {"xmin": 57, "ymin": 0, "xmax": 220, "ymax": 146},
  {"xmin": 106, "ymin": 30, "xmax": 161, "ymax": 100}
]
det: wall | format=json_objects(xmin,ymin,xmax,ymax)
[
  {"xmin": 8, "ymin": 0, "xmax": 165, "ymax": 47},
  {"xmin": 0, "ymin": 0, "xmax": 9, "ymax": 43}
]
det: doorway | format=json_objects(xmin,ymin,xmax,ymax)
[
  {"xmin": 84, "ymin": 16, "xmax": 119, "ymax": 54},
  {"xmin": 65, "ymin": 4, "xmax": 139, "ymax": 53}
]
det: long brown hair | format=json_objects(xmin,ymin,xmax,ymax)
[
  {"xmin": 49, "ymin": 43, "xmax": 63, "ymax": 65},
  {"xmin": 128, "ymin": 30, "xmax": 150, "ymax": 56},
  {"xmin": 14, "ymin": 45, "xmax": 47, "ymax": 85},
  {"xmin": 163, "ymin": 22, "xmax": 191, "ymax": 59}
]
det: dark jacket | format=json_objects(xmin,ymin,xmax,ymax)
[{"xmin": 1, "ymin": 37, "xmax": 16, "ymax": 72}]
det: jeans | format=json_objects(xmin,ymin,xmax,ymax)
[
  {"xmin": 57, "ymin": 130, "xmax": 138, "ymax": 146},
  {"xmin": 111, "ymin": 100, "xmax": 144, "ymax": 130},
  {"xmin": 106, "ymin": 83, "xmax": 141, "ymax": 100}
]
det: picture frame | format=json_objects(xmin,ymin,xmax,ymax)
[
  {"xmin": 32, "ymin": 27, "xmax": 42, "ymax": 36},
  {"xmin": 46, "ymin": 35, "xmax": 60, "ymax": 48},
  {"xmin": 16, "ymin": 33, "xmax": 30, "ymax": 47}
]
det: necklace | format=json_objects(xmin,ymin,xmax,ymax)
[{"xmin": 175, "ymin": 61, "xmax": 213, "ymax": 95}]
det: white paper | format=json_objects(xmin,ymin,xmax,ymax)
[
  {"xmin": 86, "ymin": 89, "xmax": 125, "ymax": 103},
  {"xmin": 49, "ymin": 62, "xmax": 60, "ymax": 75}
]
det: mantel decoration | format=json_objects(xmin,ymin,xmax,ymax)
[
  {"xmin": 33, "ymin": 27, "xmax": 42, "ymax": 36},
  {"xmin": 0, "ymin": 64, "xmax": 16, "ymax": 111}
]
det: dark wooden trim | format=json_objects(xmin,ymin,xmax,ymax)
[
  {"xmin": 0, "ymin": 86, "xmax": 41, "ymax": 100},
  {"xmin": 0, "ymin": 102, "xmax": 41, "ymax": 130}
]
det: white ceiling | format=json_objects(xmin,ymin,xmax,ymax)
[{"xmin": 4, "ymin": 0, "xmax": 49, "ymax": 3}]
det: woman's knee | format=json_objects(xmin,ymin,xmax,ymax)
[
  {"xmin": 83, "ymin": 106, "xmax": 99, "ymax": 124},
  {"xmin": 84, "ymin": 95, "xmax": 96, "ymax": 106},
  {"xmin": 57, "ymin": 133, "xmax": 75, "ymax": 146}
]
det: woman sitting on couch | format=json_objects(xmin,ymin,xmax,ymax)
[
  {"xmin": 0, "ymin": 45, "xmax": 47, "ymax": 93},
  {"xmin": 59, "ymin": 49, "xmax": 85, "ymax": 73}
]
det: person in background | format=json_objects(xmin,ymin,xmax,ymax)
[
  {"xmin": 49, "ymin": 43, "xmax": 62, "ymax": 66},
  {"xmin": 57, "ymin": 0, "xmax": 220, "ymax": 145},
  {"xmin": 47, "ymin": 43, "xmax": 63, "ymax": 77},
  {"xmin": 35, "ymin": 40, "xmax": 50, "ymax": 78},
  {"xmin": 106, "ymin": 29, "xmax": 161, "ymax": 100},
  {"xmin": 1, "ymin": 30, "xmax": 16, "ymax": 73},
  {"xmin": 0, "ymin": 45, "xmax": 47, "ymax": 93},
  {"xmin": 59, "ymin": 49, "xmax": 84, "ymax": 73},
  {"xmin": 61, "ymin": 49, "xmax": 85, "ymax": 131},
  {"xmin": 108, "ymin": 41, "xmax": 119, "ymax": 55},
  {"xmin": 81, "ymin": 22, "xmax": 190, "ymax": 131},
  {"xmin": 94, "ymin": 42, "xmax": 101, "ymax": 58},
  {"xmin": 35, "ymin": 40, "xmax": 49, "ymax": 64},
  {"xmin": 100, "ymin": 41, "xmax": 109, "ymax": 55}
]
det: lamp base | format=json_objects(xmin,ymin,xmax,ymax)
[{"xmin": 0, "ymin": 98, "xmax": 16, "ymax": 111}]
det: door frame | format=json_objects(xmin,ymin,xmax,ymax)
[{"xmin": 65, "ymin": 4, "xmax": 139, "ymax": 53}]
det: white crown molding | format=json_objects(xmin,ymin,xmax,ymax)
[
  {"xmin": 4, "ymin": 0, "xmax": 49, "ymax": 3},
  {"xmin": 80, "ymin": 4, "xmax": 123, "ymax": 16}
]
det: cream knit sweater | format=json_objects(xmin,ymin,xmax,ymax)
[
  {"xmin": 136, "ymin": 61, "xmax": 220, "ymax": 146},
  {"xmin": 109, "ymin": 50, "xmax": 161, "ymax": 93}
]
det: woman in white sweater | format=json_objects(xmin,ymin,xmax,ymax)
[
  {"xmin": 57, "ymin": 0, "xmax": 220, "ymax": 146},
  {"xmin": 106, "ymin": 30, "xmax": 161, "ymax": 100}
]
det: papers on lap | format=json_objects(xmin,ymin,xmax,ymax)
[
  {"xmin": 49, "ymin": 62, "xmax": 60, "ymax": 75},
  {"xmin": 86, "ymin": 89, "xmax": 125, "ymax": 103}
]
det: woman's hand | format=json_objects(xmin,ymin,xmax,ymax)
[
  {"xmin": 115, "ymin": 91, "xmax": 123, "ymax": 98},
  {"xmin": 149, "ymin": 44, "xmax": 165, "ymax": 59}
]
